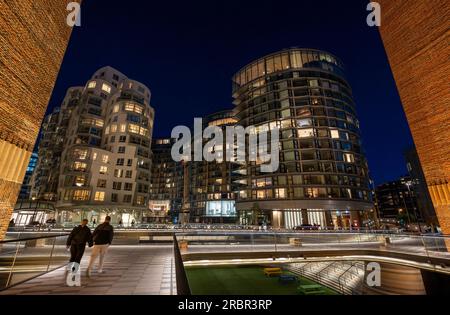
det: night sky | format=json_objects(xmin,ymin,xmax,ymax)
[{"xmin": 46, "ymin": 0, "xmax": 414, "ymax": 185}]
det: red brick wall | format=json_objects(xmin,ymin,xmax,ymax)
[
  {"xmin": 378, "ymin": 0, "xmax": 450, "ymax": 233},
  {"xmin": 0, "ymin": 1, "xmax": 77, "ymax": 239}
]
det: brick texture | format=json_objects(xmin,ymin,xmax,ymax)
[
  {"xmin": 0, "ymin": 0, "xmax": 77, "ymax": 239},
  {"xmin": 378, "ymin": 0, "xmax": 450, "ymax": 234}
]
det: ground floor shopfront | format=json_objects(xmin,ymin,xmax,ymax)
[
  {"xmin": 236, "ymin": 199, "xmax": 376, "ymax": 230},
  {"xmin": 11, "ymin": 203, "xmax": 172, "ymax": 228}
]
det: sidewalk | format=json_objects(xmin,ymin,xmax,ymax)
[{"xmin": 0, "ymin": 245, "xmax": 176, "ymax": 295}]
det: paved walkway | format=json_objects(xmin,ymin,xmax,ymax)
[{"xmin": 0, "ymin": 245, "xmax": 176, "ymax": 295}]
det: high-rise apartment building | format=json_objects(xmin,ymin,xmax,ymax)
[
  {"xmin": 31, "ymin": 87, "xmax": 83, "ymax": 201},
  {"xmin": 32, "ymin": 67, "xmax": 155, "ymax": 226},
  {"xmin": 405, "ymin": 147, "xmax": 438, "ymax": 228},
  {"xmin": 378, "ymin": 0, "xmax": 449, "ymax": 234},
  {"xmin": 149, "ymin": 138, "xmax": 183, "ymax": 223},
  {"xmin": 375, "ymin": 176, "xmax": 419, "ymax": 222},
  {"xmin": 188, "ymin": 110, "xmax": 239, "ymax": 223},
  {"xmin": 232, "ymin": 48, "xmax": 373, "ymax": 229},
  {"xmin": 0, "ymin": 0, "xmax": 76, "ymax": 239},
  {"xmin": 18, "ymin": 152, "xmax": 38, "ymax": 200}
]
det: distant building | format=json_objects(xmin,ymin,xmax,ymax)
[
  {"xmin": 404, "ymin": 147, "xmax": 438, "ymax": 227},
  {"xmin": 149, "ymin": 138, "xmax": 183, "ymax": 223},
  {"xmin": 188, "ymin": 110, "xmax": 239, "ymax": 224},
  {"xmin": 375, "ymin": 176, "xmax": 419, "ymax": 224},
  {"xmin": 18, "ymin": 152, "xmax": 38, "ymax": 200}
]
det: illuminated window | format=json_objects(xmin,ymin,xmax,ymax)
[
  {"xmin": 296, "ymin": 118, "xmax": 312, "ymax": 127},
  {"xmin": 275, "ymin": 188, "xmax": 286, "ymax": 199},
  {"xmin": 75, "ymin": 176, "xmax": 86, "ymax": 187},
  {"xmin": 128, "ymin": 124, "xmax": 140, "ymax": 134},
  {"xmin": 88, "ymin": 81, "xmax": 96, "ymax": 89},
  {"xmin": 99, "ymin": 166, "xmax": 108, "ymax": 174},
  {"xmin": 298, "ymin": 128, "xmax": 314, "ymax": 138},
  {"xmin": 94, "ymin": 191, "xmax": 105, "ymax": 201},
  {"xmin": 120, "ymin": 124, "xmax": 126, "ymax": 132},
  {"xmin": 136, "ymin": 195, "xmax": 146, "ymax": 205},
  {"xmin": 73, "ymin": 149, "xmax": 88, "ymax": 160},
  {"xmin": 111, "ymin": 124, "xmax": 117, "ymax": 133},
  {"xmin": 92, "ymin": 152, "xmax": 97, "ymax": 161},
  {"xmin": 95, "ymin": 119, "xmax": 104, "ymax": 127},
  {"xmin": 125, "ymin": 103, "xmax": 134, "ymax": 111},
  {"xmin": 113, "ymin": 105, "xmax": 119, "ymax": 113},
  {"xmin": 105, "ymin": 126, "xmax": 110, "ymax": 135},
  {"xmin": 102, "ymin": 155, "xmax": 109, "ymax": 163},
  {"xmin": 102, "ymin": 83, "xmax": 111, "ymax": 93},
  {"xmin": 124, "ymin": 102, "xmax": 143, "ymax": 114},
  {"xmin": 73, "ymin": 190, "xmax": 90, "ymax": 201},
  {"xmin": 73, "ymin": 162, "xmax": 87, "ymax": 171},
  {"xmin": 330, "ymin": 129, "xmax": 339, "ymax": 139},
  {"xmin": 344, "ymin": 153, "xmax": 355, "ymax": 163}
]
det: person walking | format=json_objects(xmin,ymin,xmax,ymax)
[
  {"xmin": 66, "ymin": 219, "xmax": 93, "ymax": 265},
  {"xmin": 86, "ymin": 216, "xmax": 114, "ymax": 277}
]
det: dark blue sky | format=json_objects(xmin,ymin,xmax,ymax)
[{"xmin": 47, "ymin": 0, "xmax": 414, "ymax": 184}]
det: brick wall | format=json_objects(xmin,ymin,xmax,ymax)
[
  {"xmin": 378, "ymin": 0, "xmax": 450, "ymax": 234},
  {"xmin": 0, "ymin": 0, "xmax": 77, "ymax": 239}
]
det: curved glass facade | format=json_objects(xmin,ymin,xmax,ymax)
[{"xmin": 232, "ymin": 48, "xmax": 373, "ymax": 229}]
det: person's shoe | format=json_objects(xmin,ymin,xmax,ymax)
[{"xmin": 86, "ymin": 268, "xmax": 91, "ymax": 278}]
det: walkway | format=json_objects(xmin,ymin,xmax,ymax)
[{"xmin": 0, "ymin": 245, "xmax": 176, "ymax": 295}]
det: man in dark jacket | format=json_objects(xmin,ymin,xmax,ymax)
[
  {"xmin": 66, "ymin": 219, "xmax": 93, "ymax": 264},
  {"xmin": 86, "ymin": 216, "xmax": 114, "ymax": 276}
]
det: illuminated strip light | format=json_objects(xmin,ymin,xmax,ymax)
[{"xmin": 183, "ymin": 255, "xmax": 450, "ymax": 275}]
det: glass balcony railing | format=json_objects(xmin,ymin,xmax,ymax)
[{"xmin": 0, "ymin": 234, "xmax": 70, "ymax": 291}]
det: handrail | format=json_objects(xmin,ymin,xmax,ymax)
[
  {"xmin": 0, "ymin": 233, "xmax": 71, "ymax": 291},
  {"xmin": 337, "ymin": 262, "xmax": 358, "ymax": 294},
  {"xmin": 173, "ymin": 235, "xmax": 191, "ymax": 295},
  {"xmin": 0, "ymin": 233, "xmax": 70, "ymax": 244}
]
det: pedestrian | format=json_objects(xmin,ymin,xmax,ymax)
[
  {"xmin": 66, "ymin": 219, "xmax": 93, "ymax": 266},
  {"xmin": 86, "ymin": 216, "xmax": 114, "ymax": 277},
  {"xmin": 131, "ymin": 219, "xmax": 135, "ymax": 228},
  {"xmin": 92, "ymin": 218, "xmax": 97, "ymax": 227}
]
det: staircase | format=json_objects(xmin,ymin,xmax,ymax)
[{"xmin": 285, "ymin": 261, "xmax": 365, "ymax": 295}]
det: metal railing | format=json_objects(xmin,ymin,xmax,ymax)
[
  {"xmin": 173, "ymin": 235, "xmax": 191, "ymax": 295},
  {"xmin": 176, "ymin": 231, "xmax": 450, "ymax": 271},
  {"xmin": 0, "ymin": 234, "xmax": 70, "ymax": 291}
]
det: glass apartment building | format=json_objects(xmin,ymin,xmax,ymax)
[
  {"xmin": 232, "ymin": 48, "xmax": 373, "ymax": 229},
  {"xmin": 188, "ymin": 110, "xmax": 239, "ymax": 223},
  {"xmin": 149, "ymin": 138, "xmax": 183, "ymax": 223}
]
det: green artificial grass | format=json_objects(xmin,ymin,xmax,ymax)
[{"xmin": 185, "ymin": 266, "xmax": 339, "ymax": 295}]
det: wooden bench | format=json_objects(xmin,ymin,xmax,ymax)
[
  {"xmin": 263, "ymin": 267, "xmax": 282, "ymax": 277},
  {"xmin": 297, "ymin": 284, "xmax": 326, "ymax": 295},
  {"xmin": 178, "ymin": 240, "xmax": 189, "ymax": 250}
]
